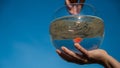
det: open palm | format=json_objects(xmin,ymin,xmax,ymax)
[{"xmin": 56, "ymin": 43, "xmax": 108, "ymax": 65}]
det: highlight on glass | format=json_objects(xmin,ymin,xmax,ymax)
[{"xmin": 49, "ymin": 3, "xmax": 104, "ymax": 53}]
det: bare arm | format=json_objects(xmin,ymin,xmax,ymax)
[
  {"xmin": 102, "ymin": 55, "xmax": 120, "ymax": 68},
  {"xmin": 56, "ymin": 43, "xmax": 120, "ymax": 68}
]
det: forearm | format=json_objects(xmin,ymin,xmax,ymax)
[{"xmin": 100, "ymin": 55, "xmax": 120, "ymax": 68}]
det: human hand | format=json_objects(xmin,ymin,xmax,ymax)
[
  {"xmin": 65, "ymin": 0, "xmax": 85, "ymax": 15},
  {"xmin": 56, "ymin": 43, "xmax": 108, "ymax": 65},
  {"xmin": 56, "ymin": 43, "xmax": 120, "ymax": 68}
]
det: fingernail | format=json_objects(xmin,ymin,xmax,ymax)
[
  {"xmin": 61, "ymin": 46, "xmax": 66, "ymax": 50},
  {"xmin": 56, "ymin": 49, "xmax": 61, "ymax": 54},
  {"xmin": 74, "ymin": 43, "xmax": 79, "ymax": 46}
]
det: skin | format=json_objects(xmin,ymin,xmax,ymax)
[
  {"xmin": 65, "ymin": 0, "xmax": 85, "ymax": 15},
  {"xmin": 56, "ymin": 0, "xmax": 120, "ymax": 68},
  {"xmin": 56, "ymin": 43, "xmax": 120, "ymax": 68}
]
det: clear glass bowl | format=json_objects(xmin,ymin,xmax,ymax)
[{"xmin": 49, "ymin": 3, "xmax": 104, "ymax": 53}]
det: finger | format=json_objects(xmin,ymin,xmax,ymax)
[
  {"xmin": 61, "ymin": 46, "xmax": 82, "ymax": 60},
  {"xmin": 61, "ymin": 47, "xmax": 88, "ymax": 64},
  {"xmin": 65, "ymin": 0, "xmax": 72, "ymax": 9},
  {"xmin": 75, "ymin": 53, "xmax": 88, "ymax": 63},
  {"xmin": 68, "ymin": 0, "xmax": 78, "ymax": 3},
  {"xmin": 74, "ymin": 43, "xmax": 89, "ymax": 57},
  {"xmin": 79, "ymin": 0, "xmax": 85, "ymax": 8},
  {"xmin": 79, "ymin": 0, "xmax": 85, "ymax": 3},
  {"xmin": 65, "ymin": 0, "xmax": 70, "ymax": 4},
  {"xmin": 56, "ymin": 49, "xmax": 73, "ymax": 62}
]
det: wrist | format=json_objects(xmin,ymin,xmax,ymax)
[{"xmin": 99, "ymin": 55, "xmax": 120, "ymax": 68}]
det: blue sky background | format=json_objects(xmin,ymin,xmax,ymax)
[{"xmin": 0, "ymin": 0, "xmax": 120, "ymax": 68}]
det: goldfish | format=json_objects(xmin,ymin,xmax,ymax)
[{"xmin": 73, "ymin": 37, "xmax": 83, "ymax": 43}]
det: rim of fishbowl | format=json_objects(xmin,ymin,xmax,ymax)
[{"xmin": 52, "ymin": 3, "xmax": 98, "ymax": 19}]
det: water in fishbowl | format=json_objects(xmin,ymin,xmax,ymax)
[{"xmin": 50, "ymin": 15, "xmax": 104, "ymax": 53}]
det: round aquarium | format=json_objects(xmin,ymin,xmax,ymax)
[{"xmin": 49, "ymin": 3, "xmax": 104, "ymax": 53}]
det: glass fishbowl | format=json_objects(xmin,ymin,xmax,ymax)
[{"xmin": 49, "ymin": 3, "xmax": 104, "ymax": 53}]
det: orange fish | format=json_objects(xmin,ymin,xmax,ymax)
[{"xmin": 73, "ymin": 37, "xmax": 83, "ymax": 43}]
